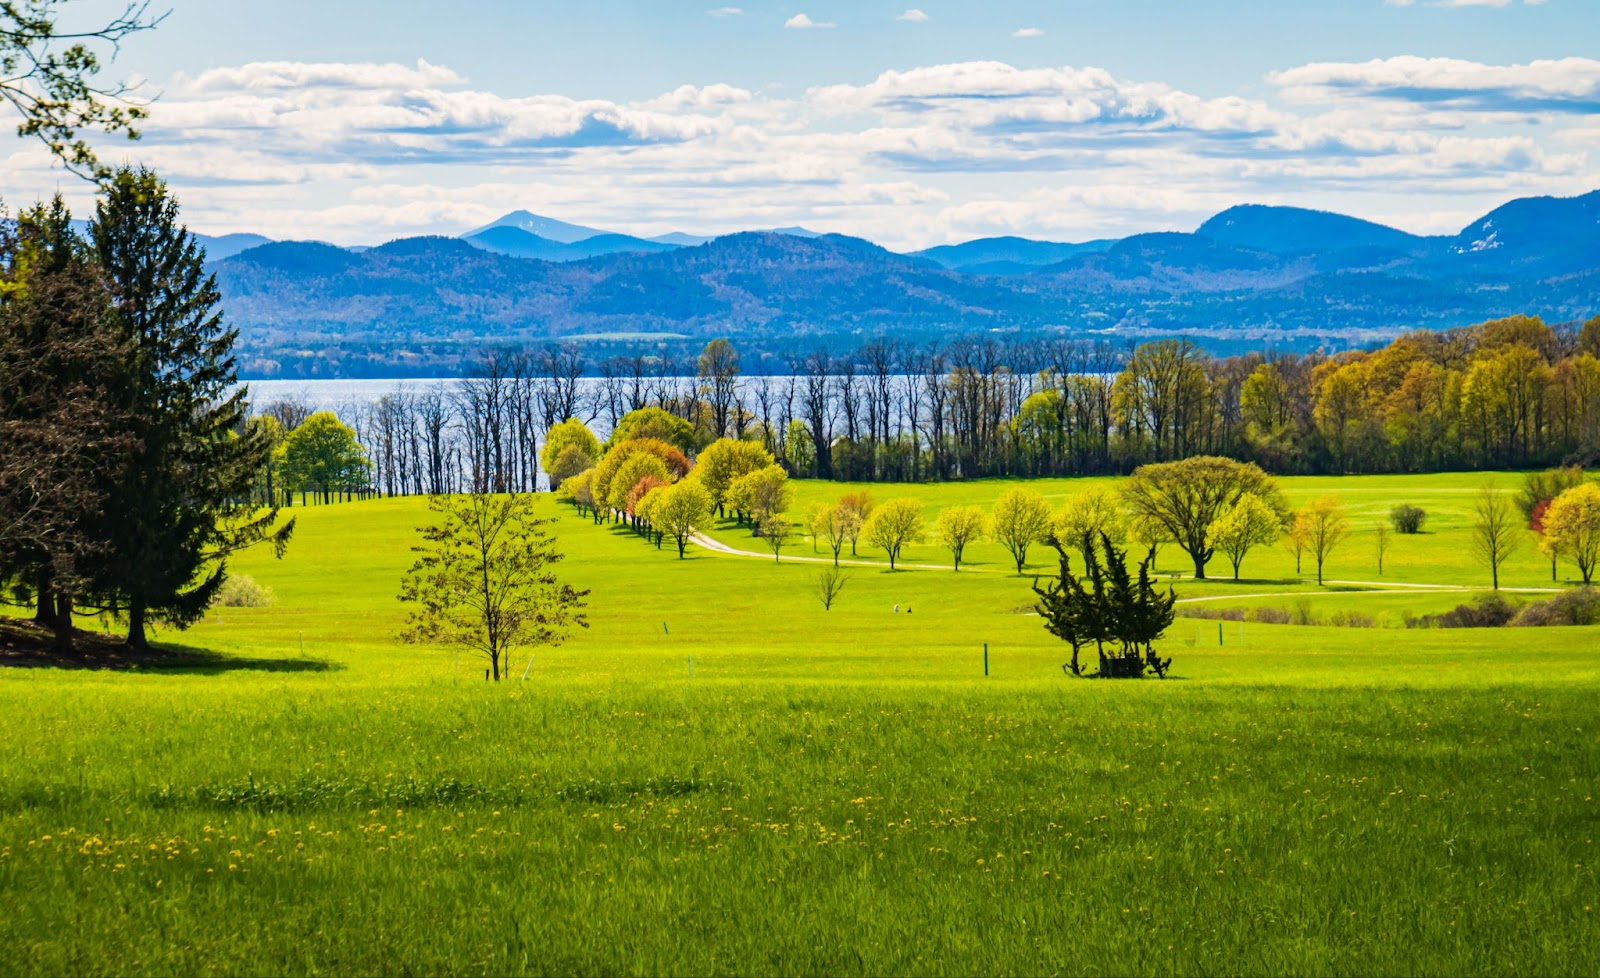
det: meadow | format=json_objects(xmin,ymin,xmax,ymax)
[{"xmin": 1, "ymin": 472, "xmax": 1596, "ymax": 975}]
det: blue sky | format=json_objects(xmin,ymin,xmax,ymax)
[{"xmin": 4, "ymin": 0, "xmax": 1596, "ymax": 246}]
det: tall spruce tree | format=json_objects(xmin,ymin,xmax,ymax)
[
  {"xmin": 87, "ymin": 168, "xmax": 291, "ymax": 649},
  {"xmin": 0, "ymin": 195, "xmax": 134, "ymax": 650}
]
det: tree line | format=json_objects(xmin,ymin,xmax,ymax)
[{"xmin": 306, "ymin": 316, "xmax": 1600, "ymax": 499}]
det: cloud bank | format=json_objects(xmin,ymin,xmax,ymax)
[{"xmin": 2, "ymin": 54, "xmax": 1591, "ymax": 247}]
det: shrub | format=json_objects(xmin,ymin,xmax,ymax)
[
  {"xmin": 1407, "ymin": 593, "xmax": 1518, "ymax": 629},
  {"xmin": 1291, "ymin": 598, "xmax": 1316, "ymax": 626},
  {"xmin": 1327, "ymin": 609, "xmax": 1377, "ymax": 629},
  {"xmin": 1390, "ymin": 504, "xmax": 1427, "ymax": 534},
  {"xmin": 215, "ymin": 574, "xmax": 274, "ymax": 608},
  {"xmin": 1179, "ymin": 606, "xmax": 1246, "ymax": 622},
  {"xmin": 1250, "ymin": 607, "xmax": 1291, "ymax": 625},
  {"xmin": 1511, "ymin": 587, "xmax": 1600, "ymax": 627}
]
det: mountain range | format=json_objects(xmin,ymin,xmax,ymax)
[{"xmin": 206, "ymin": 190, "xmax": 1600, "ymax": 377}]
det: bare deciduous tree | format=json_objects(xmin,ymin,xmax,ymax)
[
  {"xmin": 1471, "ymin": 484, "xmax": 1521, "ymax": 591},
  {"xmin": 814, "ymin": 565, "xmax": 849, "ymax": 610}
]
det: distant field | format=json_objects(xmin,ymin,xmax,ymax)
[{"xmin": 1, "ymin": 473, "xmax": 1596, "ymax": 975}]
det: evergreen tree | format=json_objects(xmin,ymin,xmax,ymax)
[
  {"xmin": 87, "ymin": 168, "xmax": 292, "ymax": 649},
  {"xmin": 1033, "ymin": 532, "xmax": 1175, "ymax": 679}
]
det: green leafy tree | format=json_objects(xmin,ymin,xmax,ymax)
[
  {"xmin": 784, "ymin": 419, "xmax": 815, "ymax": 475},
  {"xmin": 1033, "ymin": 532, "xmax": 1174, "ymax": 678},
  {"xmin": 557, "ymin": 468, "xmax": 598, "ymax": 519},
  {"xmin": 606, "ymin": 453, "xmax": 671, "ymax": 518},
  {"xmin": 991, "ymin": 487, "xmax": 1053, "ymax": 574},
  {"xmin": 590, "ymin": 438, "xmax": 689, "ymax": 519},
  {"xmin": 1296, "ymin": 495, "xmax": 1349, "ymax": 586},
  {"xmin": 1539, "ymin": 483, "xmax": 1600, "ymax": 584},
  {"xmin": 1, "ymin": 1, "xmax": 160, "ymax": 180},
  {"xmin": 692, "ymin": 438, "xmax": 774, "ymax": 515},
  {"xmin": 725, "ymin": 464, "xmax": 792, "ymax": 529},
  {"xmin": 1054, "ymin": 485, "xmax": 1125, "ymax": 559},
  {"xmin": 805, "ymin": 501, "xmax": 853, "ymax": 567},
  {"xmin": 607, "ymin": 407, "xmax": 696, "ymax": 454},
  {"xmin": 1208, "ymin": 492, "xmax": 1283, "ymax": 581},
  {"xmin": 278, "ymin": 411, "xmax": 371, "ymax": 504},
  {"xmin": 1517, "ymin": 467, "xmax": 1585, "ymax": 580},
  {"xmin": 934, "ymin": 505, "xmax": 987, "ymax": 571},
  {"xmin": 539, "ymin": 418, "xmax": 599, "ymax": 491},
  {"xmin": 645, "ymin": 479, "xmax": 712, "ymax": 559},
  {"xmin": 1122, "ymin": 456, "xmax": 1285, "ymax": 579},
  {"xmin": 1128, "ymin": 510, "xmax": 1173, "ymax": 569},
  {"xmin": 399, "ymin": 493, "xmax": 588, "ymax": 681},
  {"xmin": 1579, "ymin": 315, "xmax": 1600, "ymax": 359},
  {"xmin": 548, "ymin": 445, "xmax": 596, "ymax": 494},
  {"xmin": 88, "ymin": 169, "xmax": 292, "ymax": 649},
  {"xmin": 863, "ymin": 497, "xmax": 925, "ymax": 570},
  {"xmin": 837, "ymin": 491, "xmax": 873, "ymax": 556}
]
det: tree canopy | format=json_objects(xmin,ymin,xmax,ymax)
[
  {"xmin": 399, "ymin": 492, "xmax": 588, "ymax": 681},
  {"xmin": 1121, "ymin": 456, "xmax": 1285, "ymax": 579},
  {"xmin": 991, "ymin": 487, "xmax": 1053, "ymax": 574},
  {"xmin": 1, "ymin": 1, "xmax": 160, "ymax": 179},
  {"xmin": 1539, "ymin": 483, "xmax": 1600, "ymax": 584},
  {"xmin": 278, "ymin": 412, "xmax": 371, "ymax": 503},
  {"xmin": 1209, "ymin": 492, "xmax": 1283, "ymax": 581},
  {"xmin": 864, "ymin": 497, "xmax": 925, "ymax": 570}
]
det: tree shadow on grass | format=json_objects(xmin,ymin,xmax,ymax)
[{"xmin": 0, "ymin": 619, "xmax": 339, "ymax": 674}]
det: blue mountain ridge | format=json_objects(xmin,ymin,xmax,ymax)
[{"xmin": 206, "ymin": 189, "xmax": 1600, "ymax": 370}]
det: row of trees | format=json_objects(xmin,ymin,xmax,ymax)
[
  {"xmin": 0, "ymin": 172, "xmax": 292, "ymax": 650},
  {"xmin": 316, "ymin": 315, "xmax": 1600, "ymax": 500},
  {"xmin": 544, "ymin": 401, "xmax": 1600, "ymax": 590}
]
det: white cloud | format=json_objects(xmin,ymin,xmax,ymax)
[
  {"xmin": 179, "ymin": 59, "xmax": 464, "ymax": 93},
  {"xmin": 1270, "ymin": 56, "xmax": 1600, "ymax": 114},
  {"xmin": 6, "ymin": 54, "xmax": 1591, "ymax": 249},
  {"xmin": 897, "ymin": 8, "xmax": 929, "ymax": 22},
  {"xmin": 707, "ymin": 6, "xmax": 742, "ymax": 16},
  {"xmin": 1012, "ymin": 27, "xmax": 1044, "ymax": 38},
  {"xmin": 784, "ymin": 14, "xmax": 835, "ymax": 29}
]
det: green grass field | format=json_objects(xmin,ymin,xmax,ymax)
[{"xmin": 2, "ymin": 473, "xmax": 1596, "ymax": 975}]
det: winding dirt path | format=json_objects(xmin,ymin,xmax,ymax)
[{"xmin": 687, "ymin": 532, "xmax": 1562, "ymax": 601}]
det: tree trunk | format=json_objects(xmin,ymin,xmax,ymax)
[
  {"xmin": 53, "ymin": 593, "xmax": 74, "ymax": 653},
  {"xmin": 126, "ymin": 604, "xmax": 148, "ymax": 650},
  {"xmin": 33, "ymin": 570, "xmax": 57, "ymax": 628},
  {"xmin": 1192, "ymin": 552, "xmax": 1207, "ymax": 580}
]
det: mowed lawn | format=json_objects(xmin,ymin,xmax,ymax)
[{"xmin": 1, "ymin": 473, "xmax": 1596, "ymax": 976}]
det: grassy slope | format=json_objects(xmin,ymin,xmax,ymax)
[{"xmin": 0, "ymin": 473, "xmax": 1596, "ymax": 975}]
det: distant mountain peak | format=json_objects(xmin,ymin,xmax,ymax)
[
  {"xmin": 1195, "ymin": 204, "xmax": 1425, "ymax": 256},
  {"xmin": 466, "ymin": 211, "xmax": 612, "ymax": 244}
]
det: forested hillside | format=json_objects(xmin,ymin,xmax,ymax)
[{"xmin": 215, "ymin": 191, "xmax": 1600, "ymax": 378}]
